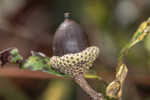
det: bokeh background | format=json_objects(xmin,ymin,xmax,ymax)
[{"xmin": 0, "ymin": 0, "xmax": 150, "ymax": 100}]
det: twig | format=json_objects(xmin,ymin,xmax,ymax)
[{"xmin": 74, "ymin": 74, "xmax": 105, "ymax": 100}]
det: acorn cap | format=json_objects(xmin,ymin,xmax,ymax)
[{"xmin": 53, "ymin": 13, "xmax": 89, "ymax": 56}]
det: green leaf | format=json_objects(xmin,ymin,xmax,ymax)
[
  {"xmin": 119, "ymin": 17, "xmax": 150, "ymax": 63},
  {"xmin": 21, "ymin": 51, "xmax": 69, "ymax": 77},
  {"xmin": 10, "ymin": 48, "xmax": 23, "ymax": 63},
  {"xmin": 84, "ymin": 73, "xmax": 102, "ymax": 80}
]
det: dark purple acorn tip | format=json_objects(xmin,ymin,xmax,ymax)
[{"xmin": 53, "ymin": 13, "xmax": 89, "ymax": 56}]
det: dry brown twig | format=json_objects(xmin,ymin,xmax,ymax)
[{"xmin": 74, "ymin": 74, "xmax": 105, "ymax": 100}]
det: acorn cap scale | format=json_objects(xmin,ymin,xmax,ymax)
[{"xmin": 53, "ymin": 13, "xmax": 89, "ymax": 56}]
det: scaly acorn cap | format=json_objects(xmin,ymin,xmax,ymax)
[
  {"xmin": 53, "ymin": 12, "xmax": 89, "ymax": 56},
  {"xmin": 51, "ymin": 46, "xmax": 100, "ymax": 77}
]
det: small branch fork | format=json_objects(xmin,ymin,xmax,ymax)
[{"xmin": 74, "ymin": 74, "xmax": 105, "ymax": 100}]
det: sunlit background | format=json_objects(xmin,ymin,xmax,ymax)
[{"xmin": 0, "ymin": 0, "xmax": 150, "ymax": 100}]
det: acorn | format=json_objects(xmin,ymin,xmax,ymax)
[
  {"xmin": 53, "ymin": 12, "xmax": 89, "ymax": 56},
  {"xmin": 51, "ymin": 13, "xmax": 102, "ymax": 100},
  {"xmin": 52, "ymin": 12, "xmax": 100, "ymax": 76}
]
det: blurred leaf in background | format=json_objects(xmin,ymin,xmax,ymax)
[{"xmin": 41, "ymin": 80, "xmax": 75, "ymax": 100}]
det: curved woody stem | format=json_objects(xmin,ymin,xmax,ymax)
[{"xmin": 74, "ymin": 74, "xmax": 105, "ymax": 100}]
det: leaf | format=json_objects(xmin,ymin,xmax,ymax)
[
  {"xmin": 22, "ymin": 51, "xmax": 69, "ymax": 77},
  {"xmin": 84, "ymin": 73, "xmax": 102, "ymax": 80},
  {"xmin": 106, "ymin": 64, "xmax": 128, "ymax": 99},
  {"xmin": 119, "ymin": 17, "xmax": 150, "ymax": 63},
  {"xmin": 0, "ymin": 48, "xmax": 23, "ymax": 66},
  {"xmin": 10, "ymin": 48, "xmax": 23, "ymax": 63},
  {"xmin": 116, "ymin": 64, "xmax": 128, "ymax": 83}
]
